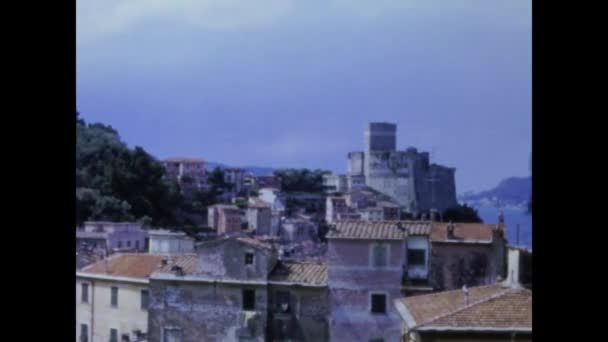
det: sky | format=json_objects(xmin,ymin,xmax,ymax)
[{"xmin": 77, "ymin": 0, "xmax": 531, "ymax": 193}]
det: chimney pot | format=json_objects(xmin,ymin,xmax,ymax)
[{"xmin": 462, "ymin": 285, "xmax": 469, "ymax": 305}]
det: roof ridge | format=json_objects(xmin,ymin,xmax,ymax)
[{"xmin": 415, "ymin": 287, "xmax": 513, "ymax": 329}]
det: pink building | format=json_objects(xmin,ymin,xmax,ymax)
[
  {"xmin": 207, "ymin": 204, "xmax": 243, "ymax": 235},
  {"xmin": 326, "ymin": 220, "xmax": 425, "ymax": 341}
]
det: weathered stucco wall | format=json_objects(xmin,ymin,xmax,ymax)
[
  {"xmin": 148, "ymin": 280, "xmax": 268, "ymax": 342},
  {"xmin": 328, "ymin": 239, "xmax": 405, "ymax": 341},
  {"xmin": 429, "ymin": 243, "xmax": 498, "ymax": 291},
  {"xmin": 268, "ymin": 285, "xmax": 330, "ymax": 342}
]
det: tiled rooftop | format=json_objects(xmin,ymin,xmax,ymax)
[
  {"xmin": 80, "ymin": 254, "xmax": 165, "ymax": 279},
  {"xmin": 431, "ymin": 222, "xmax": 502, "ymax": 243},
  {"xmin": 327, "ymin": 220, "xmax": 432, "ymax": 240},
  {"xmin": 269, "ymin": 261, "xmax": 327, "ymax": 286},
  {"xmin": 395, "ymin": 284, "xmax": 531, "ymax": 331}
]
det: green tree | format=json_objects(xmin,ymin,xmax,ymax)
[
  {"xmin": 273, "ymin": 168, "xmax": 331, "ymax": 193},
  {"xmin": 441, "ymin": 204, "xmax": 483, "ymax": 223}
]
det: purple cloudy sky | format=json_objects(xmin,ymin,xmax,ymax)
[{"xmin": 77, "ymin": 0, "xmax": 531, "ymax": 193}]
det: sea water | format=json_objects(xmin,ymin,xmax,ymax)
[{"xmin": 475, "ymin": 206, "xmax": 532, "ymax": 249}]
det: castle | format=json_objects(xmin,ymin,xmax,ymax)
[{"xmin": 325, "ymin": 122, "xmax": 458, "ymax": 214}]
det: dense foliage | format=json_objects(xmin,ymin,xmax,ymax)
[
  {"xmin": 441, "ymin": 204, "xmax": 483, "ymax": 223},
  {"xmin": 76, "ymin": 113, "xmax": 184, "ymax": 227},
  {"xmin": 273, "ymin": 168, "xmax": 330, "ymax": 193}
]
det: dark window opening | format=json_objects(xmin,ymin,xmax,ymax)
[
  {"xmin": 110, "ymin": 329, "xmax": 118, "ymax": 342},
  {"xmin": 127, "ymin": 240, "xmax": 131, "ymax": 248},
  {"xmin": 371, "ymin": 294, "xmax": 387, "ymax": 314},
  {"xmin": 118, "ymin": 241, "xmax": 123, "ymax": 248},
  {"xmin": 141, "ymin": 289, "xmax": 149, "ymax": 310},
  {"xmin": 80, "ymin": 324, "xmax": 88, "ymax": 342},
  {"xmin": 111, "ymin": 286, "xmax": 118, "ymax": 307},
  {"xmin": 81, "ymin": 283, "xmax": 89, "ymax": 303},
  {"xmin": 245, "ymin": 253, "xmax": 254, "ymax": 265},
  {"xmin": 121, "ymin": 334, "xmax": 130, "ymax": 342},
  {"xmin": 276, "ymin": 291, "xmax": 291, "ymax": 313},
  {"xmin": 408, "ymin": 249, "xmax": 426, "ymax": 266},
  {"xmin": 135, "ymin": 240, "xmax": 140, "ymax": 250},
  {"xmin": 243, "ymin": 289, "xmax": 255, "ymax": 311}
]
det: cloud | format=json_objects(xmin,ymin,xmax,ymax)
[{"xmin": 77, "ymin": 0, "xmax": 294, "ymax": 43}]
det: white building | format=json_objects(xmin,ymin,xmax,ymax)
[
  {"xmin": 76, "ymin": 254, "xmax": 165, "ymax": 342},
  {"xmin": 148, "ymin": 230, "xmax": 194, "ymax": 255}
]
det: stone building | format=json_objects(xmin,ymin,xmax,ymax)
[
  {"xmin": 247, "ymin": 200, "xmax": 273, "ymax": 236},
  {"xmin": 147, "ymin": 236, "xmax": 330, "ymax": 342},
  {"xmin": 76, "ymin": 254, "xmax": 164, "ymax": 342},
  {"xmin": 267, "ymin": 261, "xmax": 330, "ymax": 341},
  {"xmin": 344, "ymin": 122, "xmax": 458, "ymax": 213},
  {"xmin": 394, "ymin": 247, "xmax": 531, "ymax": 342},
  {"xmin": 325, "ymin": 219, "xmax": 507, "ymax": 341},
  {"xmin": 424, "ymin": 222, "xmax": 507, "ymax": 293},
  {"xmin": 207, "ymin": 204, "xmax": 243, "ymax": 235}
]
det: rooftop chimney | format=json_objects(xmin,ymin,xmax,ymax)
[
  {"xmin": 447, "ymin": 221, "xmax": 456, "ymax": 240},
  {"xmin": 430, "ymin": 209, "xmax": 438, "ymax": 222},
  {"xmin": 462, "ymin": 285, "xmax": 469, "ymax": 305}
]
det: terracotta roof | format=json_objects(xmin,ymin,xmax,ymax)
[
  {"xmin": 327, "ymin": 220, "xmax": 431, "ymax": 240},
  {"xmin": 269, "ymin": 261, "xmax": 327, "ymax": 286},
  {"xmin": 377, "ymin": 200, "xmax": 400, "ymax": 208},
  {"xmin": 164, "ymin": 157, "xmax": 204, "ymax": 163},
  {"xmin": 236, "ymin": 237, "xmax": 275, "ymax": 250},
  {"xmin": 157, "ymin": 254, "xmax": 200, "ymax": 274},
  {"xmin": 248, "ymin": 199, "xmax": 271, "ymax": 209},
  {"xmin": 80, "ymin": 254, "xmax": 165, "ymax": 279},
  {"xmin": 395, "ymin": 284, "xmax": 531, "ymax": 331},
  {"xmin": 431, "ymin": 222, "xmax": 502, "ymax": 243}
]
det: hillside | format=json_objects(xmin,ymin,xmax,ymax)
[{"xmin": 459, "ymin": 176, "xmax": 531, "ymax": 208}]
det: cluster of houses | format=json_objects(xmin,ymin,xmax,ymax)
[
  {"xmin": 76, "ymin": 148, "xmax": 530, "ymax": 341},
  {"xmin": 76, "ymin": 216, "xmax": 531, "ymax": 342}
]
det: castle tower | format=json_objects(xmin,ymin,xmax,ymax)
[{"xmin": 364, "ymin": 122, "xmax": 397, "ymax": 179}]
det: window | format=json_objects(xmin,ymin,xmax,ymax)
[
  {"xmin": 135, "ymin": 240, "xmax": 140, "ymax": 250},
  {"xmin": 242, "ymin": 289, "xmax": 255, "ymax": 311},
  {"xmin": 245, "ymin": 253, "xmax": 254, "ymax": 265},
  {"xmin": 110, "ymin": 329, "xmax": 118, "ymax": 342},
  {"xmin": 141, "ymin": 289, "xmax": 149, "ymax": 310},
  {"xmin": 81, "ymin": 283, "xmax": 89, "ymax": 303},
  {"xmin": 80, "ymin": 324, "xmax": 88, "ymax": 342},
  {"xmin": 121, "ymin": 334, "xmax": 131, "ymax": 342},
  {"xmin": 408, "ymin": 249, "xmax": 426, "ymax": 266},
  {"xmin": 127, "ymin": 240, "xmax": 131, "ymax": 248},
  {"xmin": 276, "ymin": 291, "xmax": 291, "ymax": 313},
  {"xmin": 118, "ymin": 241, "xmax": 123, "ymax": 248},
  {"xmin": 371, "ymin": 294, "xmax": 387, "ymax": 314},
  {"xmin": 163, "ymin": 327, "xmax": 182, "ymax": 342},
  {"xmin": 372, "ymin": 243, "xmax": 388, "ymax": 267},
  {"xmin": 111, "ymin": 286, "xmax": 118, "ymax": 307}
]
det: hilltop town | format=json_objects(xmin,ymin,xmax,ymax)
[{"xmin": 76, "ymin": 120, "xmax": 532, "ymax": 342}]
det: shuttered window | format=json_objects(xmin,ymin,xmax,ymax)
[{"xmin": 372, "ymin": 243, "xmax": 388, "ymax": 267}]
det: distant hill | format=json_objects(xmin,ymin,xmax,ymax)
[
  {"xmin": 205, "ymin": 162, "xmax": 275, "ymax": 176},
  {"xmin": 459, "ymin": 176, "xmax": 531, "ymax": 208}
]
